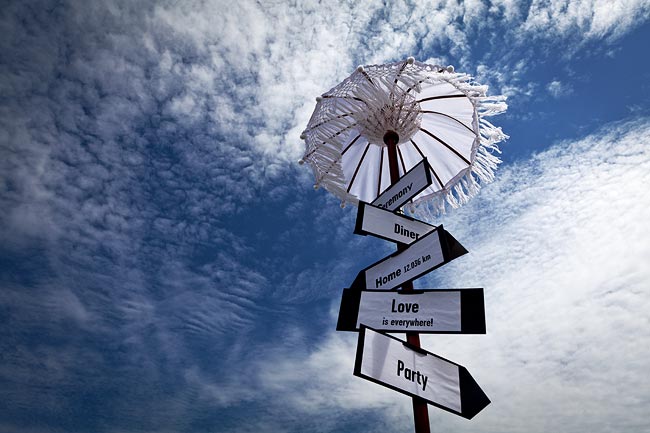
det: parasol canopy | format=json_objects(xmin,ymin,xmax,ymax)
[{"xmin": 300, "ymin": 57, "xmax": 508, "ymax": 215}]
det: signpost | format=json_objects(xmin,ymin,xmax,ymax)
[
  {"xmin": 337, "ymin": 288, "xmax": 485, "ymax": 334},
  {"xmin": 302, "ymin": 60, "xmax": 506, "ymax": 433},
  {"xmin": 354, "ymin": 326, "xmax": 490, "ymax": 420},
  {"xmin": 350, "ymin": 226, "xmax": 467, "ymax": 291},
  {"xmin": 333, "ymin": 130, "xmax": 490, "ymax": 430}
]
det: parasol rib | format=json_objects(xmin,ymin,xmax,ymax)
[
  {"xmin": 307, "ymin": 112, "xmax": 355, "ymax": 131},
  {"xmin": 420, "ymin": 127, "xmax": 471, "ymax": 165},
  {"xmin": 377, "ymin": 147, "xmax": 384, "ymax": 198},
  {"xmin": 303, "ymin": 123, "xmax": 359, "ymax": 160},
  {"xmin": 315, "ymin": 134, "xmax": 361, "ymax": 182},
  {"xmin": 342, "ymin": 134, "xmax": 362, "ymax": 155},
  {"xmin": 393, "ymin": 59, "xmax": 409, "ymax": 85},
  {"xmin": 359, "ymin": 68, "xmax": 375, "ymax": 85},
  {"xmin": 346, "ymin": 143, "xmax": 371, "ymax": 193},
  {"xmin": 322, "ymin": 95, "xmax": 366, "ymax": 104},
  {"xmin": 419, "ymin": 110, "xmax": 474, "ymax": 134},
  {"xmin": 396, "ymin": 144, "xmax": 408, "ymax": 176},
  {"xmin": 395, "ymin": 145, "xmax": 412, "ymax": 203},
  {"xmin": 417, "ymin": 94, "xmax": 465, "ymax": 103},
  {"xmin": 410, "ymin": 138, "xmax": 444, "ymax": 188},
  {"xmin": 321, "ymin": 95, "xmax": 370, "ymax": 109},
  {"xmin": 405, "ymin": 78, "xmax": 426, "ymax": 94}
]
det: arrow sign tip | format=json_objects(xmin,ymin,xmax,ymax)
[
  {"xmin": 336, "ymin": 289, "xmax": 361, "ymax": 332},
  {"xmin": 350, "ymin": 271, "xmax": 366, "ymax": 290},
  {"xmin": 442, "ymin": 228, "xmax": 468, "ymax": 260},
  {"xmin": 459, "ymin": 366, "xmax": 490, "ymax": 419}
]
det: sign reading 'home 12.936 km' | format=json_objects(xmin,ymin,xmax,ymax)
[
  {"xmin": 354, "ymin": 326, "xmax": 490, "ymax": 420},
  {"xmin": 350, "ymin": 226, "xmax": 467, "ymax": 291},
  {"xmin": 337, "ymin": 288, "xmax": 486, "ymax": 334}
]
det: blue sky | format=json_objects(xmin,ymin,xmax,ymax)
[{"xmin": 1, "ymin": 1, "xmax": 650, "ymax": 432}]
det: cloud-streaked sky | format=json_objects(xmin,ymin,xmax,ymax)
[{"xmin": 1, "ymin": 1, "xmax": 649, "ymax": 432}]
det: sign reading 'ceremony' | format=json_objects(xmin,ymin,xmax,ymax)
[
  {"xmin": 336, "ymin": 288, "xmax": 485, "ymax": 334},
  {"xmin": 371, "ymin": 158, "xmax": 432, "ymax": 211},
  {"xmin": 354, "ymin": 326, "xmax": 490, "ymax": 420},
  {"xmin": 350, "ymin": 226, "xmax": 467, "ymax": 291}
]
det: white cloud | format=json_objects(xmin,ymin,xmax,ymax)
[
  {"xmin": 426, "ymin": 117, "xmax": 650, "ymax": 432},
  {"xmin": 2, "ymin": 1, "xmax": 650, "ymax": 431},
  {"xmin": 547, "ymin": 79, "xmax": 574, "ymax": 98},
  {"xmin": 3, "ymin": 0, "xmax": 648, "ymax": 240},
  {"xmin": 254, "ymin": 117, "xmax": 650, "ymax": 432},
  {"xmin": 470, "ymin": 1, "xmax": 650, "ymax": 98},
  {"xmin": 521, "ymin": 0, "xmax": 650, "ymax": 43}
]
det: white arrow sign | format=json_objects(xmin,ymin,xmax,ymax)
[
  {"xmin": 350, "ymin": 225, "xmax": 467, "ymax": 291},
  {"xmin": 354, "ymin": 201, "xmax": 436, "ymax": 245},
  {"xmin": 371, "ymin": 158, "xmax": 432, "ymax": 211},
  {"xmin": 354, "ymin": 326, "xmax": 490, "ymax": 419},
  {"xmin": 337, "ymin": 288, "xmax": 485, "ymax": 334}
]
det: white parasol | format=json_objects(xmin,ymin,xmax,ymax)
[{"xmin": 300, "ymin": 57, "xmax": 507, "ymax": 216}]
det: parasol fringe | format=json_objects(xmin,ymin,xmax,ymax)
[{"xmin": 408, "ymin": 70, "xmax": 508, "ymax": 218}]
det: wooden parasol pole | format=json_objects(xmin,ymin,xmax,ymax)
[{"xmin": 383, "ymin": 130, "xmax": 431, "ymax": 433}]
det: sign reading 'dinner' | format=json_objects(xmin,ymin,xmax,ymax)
[
  {"xmin": 354, "ymin": 326, "xmax": 490, "ymax": 419},
  {"xmin": 354, "ymin": 202, "xmax": 436, "ymax": 245},
  {"xmin": 371, "ymin": 158, "xmax": 432, "ymax": 212},
  {"xmin": 350, "ymin": 225, "xmax": 467, "ymax": 291},
  {"xmin": 336, "ymin": 288, "xmax": 486, "ymax": 334}
]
